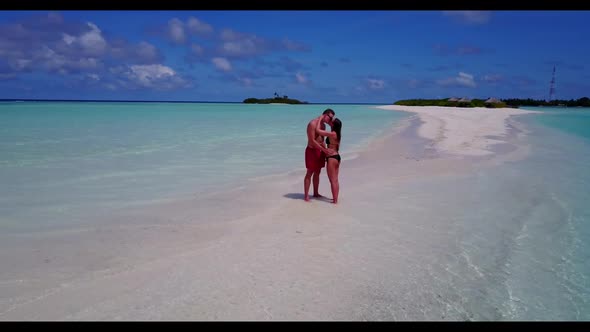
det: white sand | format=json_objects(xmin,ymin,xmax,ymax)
[
  {"xmin": 377, "ymin": 105, "xmax": 540, "ymax": 156},
  {"xmin": 0, "ymin": 106, "xmax": 539, "ymax": 320}
]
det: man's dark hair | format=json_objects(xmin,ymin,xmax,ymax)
[{"xmin": 323, "ymin": 108, "xmax": 335, "ymax": 116}]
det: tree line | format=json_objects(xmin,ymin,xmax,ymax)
[
  {"xmin": 394, "ymin": 97, "xmax": 590, "ymax": 108},
  {"xmin": 502, "ymin": 97, "xmax": 590, "ymax": 107}
]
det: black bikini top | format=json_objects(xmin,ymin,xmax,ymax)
[{"xmin": 326, "ymin": 136, "xmax": 339, "ymax": 149}]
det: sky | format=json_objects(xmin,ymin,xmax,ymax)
[{"xmin": 0, "ymin": 10, "xmax": 588, "ymax": 103}]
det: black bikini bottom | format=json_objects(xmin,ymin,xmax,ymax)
[{"xmin": 326, "ymin": 154, "xmax": 341, "ymax": 163}]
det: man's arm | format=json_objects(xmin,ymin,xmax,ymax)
[
  {"xmin": 315, "ymin": 115, "xmax": 335, "ymax": 138},
  {"xmin": 307, "ymin": 120, "xmax": 335, "ymax": 155}
]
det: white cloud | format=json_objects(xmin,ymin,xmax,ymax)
[
  {"xmin": 62, "ymin": 33, "xmax": 76, "ymax": 45},
  {"xmin": 438, "ymin": 72, "xmax": 476, "ymax": 88},
  {"xmin": 79, "ymin": 22, "xmax": 107, "ymax": 55},
  {"xmin": 128, "ymin": 64, "xmax": 175, "ymax": 87},
  {"xmin": 238, "ymin": 77, "xmax": 253, "ymax": 86},
  {"xmin": 457, "ymin": 72, "xmax": 476, "ymax": 87},
  {"xmin": 76, "ymin": 57, "xmax": 100, "ymax": 70},
  {"xmin": 112, "ymin": 64, "xmax": 188, "ymax": 90},
  {"xmin": 221, "ymin": 39, "xmax": 259, "ymax": 57},
  {"xmin": 187, "ymin": 17, "xmax": 213, "ymax": 35},
  {"xmin": 136, "ymin": 42, "xmax": 158, "ymax": 61},
  {"xmin": 220, "ymin": 28, "xmax": 241, "ymax": 42},
  {"xmin": 167, "ymin": 18, "xmax": 185, "ymax": 44},
  {"xmin": 281, "ymin": 38, "xmax": 309, "ymax": 51},
  {"xmin": 483, "ymin": 74, "xmax": 503, "ymax": 83},
  {"xmin": 37, "ymin": 46, "xmax": 101, "ymax": 73},
  {"xmin": 442, "ymin": 11, "xmax": 492, "ymax": 25},
  {"xmin": 170, "ymin": 25, "xmax": 310, "ymax": 60},
  {"xmin": 218, "ymin": 29, "xmax": 259, "ymax": 56},
  {"xmin": 215, "ymin": 28, "xmax": 308, "ymax": 58},
  {"xmin": 14, "ymin": 59, "xmax": 32, "ymax": 71},
  {"xmin": 109, "ymin": 39, "xmax": 162, "ymax": 64},
  {"xmin": 212, "ymin": 57, "xmax": 232, "ymax": 72},
  {"xmin": 367, "ymin": 78, "xmax": 385, "ymax": 89},
  {"xmin": 58, "ymin": 22, "xmax": 107, "ymax": 56},
  {"xmin": 46, "ymin": 12, "xmax": 63, "ymax": 24},
  {"xmin": 130, "ymin": 64, "xmax": 173, "ymax": 86},
  {"xmin": 0, "ymin": 13, "xmax": 169, "ymax": 83},
  {"xmin": 166, "ymin": 17, "xmax": 213, "ymax": 44},
  {"xmin": 38, "ymin": 46, "xmax": 64, "ymax": 68},
  {"xmin": 295, "ymin": 72, "xmax": 308, "ymax": 84}
]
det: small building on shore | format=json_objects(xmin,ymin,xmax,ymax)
[
  {"xmin": 484, "ymin": 97, "xmax": 506, "ymax": 108},
  {"xmin": 485, "ymin": 97, "xmax": 502, "ymax": 104}
]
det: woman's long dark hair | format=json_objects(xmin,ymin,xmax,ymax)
[{"xmin": 332, "ymin": 118, "xmax": 342, "ymax": 142}]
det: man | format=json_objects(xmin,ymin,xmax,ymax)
[{"xmin": 304, "ymin": 108, "xmax": 336, "ymax": 202}]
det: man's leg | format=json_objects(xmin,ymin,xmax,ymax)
[
  {"xmin": 312, "ymin": 169, "xmax": 322, "ymax": 197},
  {"xmin": 304, "ymin": 169, "xmax": 314, "ymax": 202}
]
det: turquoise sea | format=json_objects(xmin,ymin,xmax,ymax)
[
  {"xmin": 505, "ymin": 107, "xmax": 590, "ymax": 320},
  {"xmin": 431, "ymin": 106, "xmax": 590, "ymax": 320},
  {"xmin": 0, "ymin": 102, "xmax": 408, "ymax": 231},
  {"xmin": 1, "ymin": 102, "xmax": 589, "ymax": 320}
]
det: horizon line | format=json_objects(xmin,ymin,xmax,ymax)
[{"xmin": 0, "ymin": 98, "xmax": 391, "ymax": 105}]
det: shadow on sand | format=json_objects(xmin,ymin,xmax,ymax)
[{"xmin": 283, "ymin": 193, "xmax": 333, "ymax": 203}]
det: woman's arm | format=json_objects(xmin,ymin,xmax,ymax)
[
  {"xmin": 315, "ymin": 116, "xmax": 336, "ymax": 138},
  {"xmin": 307, "ymin": 119, "xmax": 336, "ymax": 156}
]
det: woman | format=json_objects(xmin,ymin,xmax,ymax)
[{"xmin": 315, "ymin": 116, "xmax": 342, "ymax": 204}]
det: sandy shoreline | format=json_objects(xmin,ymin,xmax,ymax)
[
  {"xmin": 376, "ymin": 105, "xmax": 540, "ymax": 157},
  {"xmin": 0, "ymin": 106, "xmax": 540, "ymax": 320}
]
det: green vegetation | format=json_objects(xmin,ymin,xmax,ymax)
[
  {"xmin": 394, "ymin": 97, "xmax": 590, "ymax": 108},
  {"xmin": 394, "ymin": 98, "xmax": 507, "ymax": 108},
  {"xmin": 243, "ymin": 92, "xmax": 308, "ymax": 104},
  {"xmin": 502, "ymin": 97, "xmax": 590, "ymax": 107}
]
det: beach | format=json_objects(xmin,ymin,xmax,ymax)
[{"xmin": 2, "ymin": 105, "xmax": 589, "ymax": 320}]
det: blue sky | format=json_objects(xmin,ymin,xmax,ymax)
[{"xmin": 0, "ymin": 10, "xmax": 588, "ymax": 103}]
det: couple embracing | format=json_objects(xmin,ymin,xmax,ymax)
[{"xmin": 304, "ymin": 108, "xmax": 342, "ymax": 204}]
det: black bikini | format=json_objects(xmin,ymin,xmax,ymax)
[
  {"xmin": 325, "ymin": 137, "xmax": 341, "ymax": 163},
  {"xmin": 327, "ymin": 154, "xmax": 341, "ymax": 162}
]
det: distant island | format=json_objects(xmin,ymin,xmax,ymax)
[
  {"xmin": 394, "ymin": 97, "xmax": 590, "ymax": 108},
  {"xmin": 243, "ymin": 92, "xmax": 308, "ymax": 104}
]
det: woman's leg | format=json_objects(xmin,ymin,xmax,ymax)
[
  {"xmin": 326, "ymin": 158, "xmax": 340, "ymax": 204},
  {"xmin": 334, "ymin": 159, "xmax": 340, "ymax": 203}
]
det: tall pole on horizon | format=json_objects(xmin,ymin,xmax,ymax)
[{"xmin": 548, "ymin": 65, "xmax": 556, "ymax": 101}]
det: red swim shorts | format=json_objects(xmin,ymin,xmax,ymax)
[{"xmin": 305, "ymin": 146, "xmax": 326, "ymax": 170}]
